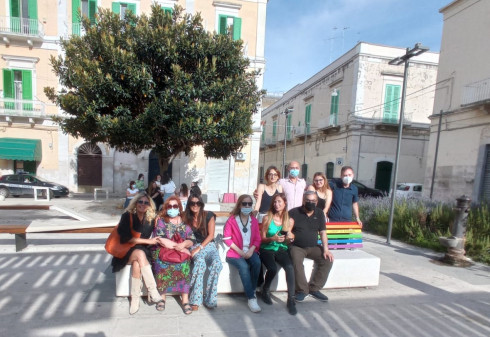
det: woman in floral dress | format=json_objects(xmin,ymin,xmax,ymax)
[{"xmin": 152, "ymin": 196, "xmax": 196, "ymax": 314}]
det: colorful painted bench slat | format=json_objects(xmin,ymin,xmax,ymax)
[{"xmin": 319, "ymin": 222, "xmax": 363, "ymax": 249}]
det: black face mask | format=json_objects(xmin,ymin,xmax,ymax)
[{"xmin": 304, "ymin": 202, "xmax": 316, "ymax": 211}]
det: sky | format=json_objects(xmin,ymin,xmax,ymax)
[{"xmin": 263, "ymin": 0, "xmax": 450, "ymax": 93}]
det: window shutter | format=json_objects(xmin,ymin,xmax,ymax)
[
  {"xmin": 112, "ymin": 2, "xmax": 120, "ymax": 14},
  {"xmin": 21, "ymin": 70, "xmax": 33, "ymax": 111},
  {"xmin": 261, "ymin": 127, "xmax": 265, "ymax": 142},
  {"xmin": 305, "ymin": 104, "xmax": 311, "ymax": 134},
  {"xmin": 219, "ymin": 15, "xmax": 227, "ymax": 35},
  {"xmin": 3, "ymin": 69, "xmax": 14, "ymax": 109},
  {"xmin": 163, "ymin": 7, "xmax": 172, "ymax": 15},
  {"xmin": 384, "ymin": 84, "xmax": 400, "ymax": 123},
  {"xmin": 28, "ymin": 0, "xmax": 38, "ymax": 34},
  {"xmin": 232, "ymin": 17, "xmax": 241, "ymax": 40},
  {"xmin": 88, "ymin": 0, "xmax": 97, "ymax": 24},
  {"xmin": 272, "ymin": 121, "xmax": 277, "ymax": 137},
  {"xmin": 128, "ymin": 3, "xmax": 136, "ymax": 14},
  {"xmin": 10, "ymin": 0, "xmax": 21, "ymax": 33},
  {"xmin": 287, "ymin": 114, "xmax": 292, "ymax": 139},
  {"xmin": 72, "ymin": 0, "xmax": 81, "ymax": 35}
]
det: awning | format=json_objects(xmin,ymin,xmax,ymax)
[{"xmin": 0, "ymin": 138, "xmax": 42, "ymax": 161}]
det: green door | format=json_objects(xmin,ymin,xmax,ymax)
[{"xmin": 375, "ymin": 161, "xmax": 393, "ymax": 193}]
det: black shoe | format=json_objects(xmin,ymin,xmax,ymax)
[
  {"xmin": 294, "ymin": 292, "xmax": 309, "ymax": 302},
  {"xmin": 261, "ymin": 289, "xmax": 273, "ymax": 305},
  {"xmin": 287, "ymin": 298, "xmax": 297, "ymax": 315},
  {"xmin": 310, "ymin": 290, "xmax": 329, "ymax": 302}
]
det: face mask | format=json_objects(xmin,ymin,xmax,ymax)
[
  {"xmin": 139, "ymin": 178, "xmax": 144, "ymax": 181},
  {"xmin": 241, "ymin": 207, "xmax": 253, "ymax": 215},
  {"xmin": 131, "ymin": 185, "xmax": 136, "ymax": 189},
  {"xmin": 167, "ymin": 208, "xmax": 179, "ymax": 218},
  {"xmin": 304, "ymin": 202, "xmax": 316, "ymax": 211},
  {"xmin": 289, "ymin": 169, "xmax": 300, "ymax": 177},
  {"xmin": 342, "ymin": 176, "xmax": 353, "ymax": 185}
]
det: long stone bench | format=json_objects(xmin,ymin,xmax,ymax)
[{"xmin": 114, "ymin": 221, "xmax": 380, "ymax": 296}]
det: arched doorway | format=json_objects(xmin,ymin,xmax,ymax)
[
  {"xmin": 148, "ymin": 150, "xmax": 172, "ymax": 182},
  {"xmin": 375, "ymin": 161, "xmax": 393, "ymax": 194},
  {"xmin": 77, "ymin": 143, "xmax": 102, "ymax": 186}
]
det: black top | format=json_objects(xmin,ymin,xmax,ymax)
[
  {"xmin": 288, "ymin": 206, "xmax": 326, "ymax": 248},
  {"xmin": 259, "ymin": 188, "xmax": 279, "ymax": 213},
  {"xmin": 192, "ymin": 211, "xmax": 216, "ymax": 243},
  {"xmin": 316, "ymin": 192, "xmax": 326, "ymax": 210}
]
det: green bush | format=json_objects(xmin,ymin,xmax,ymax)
[{"xmin": 359, "ymin": 197, "xmax": 489, "ymax": 264}]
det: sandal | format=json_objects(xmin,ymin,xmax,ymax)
[
  {"xmin": 191, "ymin": 304, "xmax": 199, "ymax": 311},
  {"xmin": 156, "ymin": 300, "xmax": 166, "ymax": 312},
  {"xmin": 182, "ymin": 303, "xmax": 193, "ymax": 315}
]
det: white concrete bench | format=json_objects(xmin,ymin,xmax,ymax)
[
  {"xmin": 33, "ymin": 187, "xmax": 50, "ymax": 201},
  {"xmin": 114, "ymin": 223, "xmax": 380, "ymax": 296},
  {"xmin": 94, "ymin": 188, "xmax": 109, "ymax": 200}
]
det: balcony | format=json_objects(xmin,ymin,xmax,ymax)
[
  {"xmin": 373, "ymin": 115, "xmax": 412, "ymax": 130},
  {"xmin": 462, "ymin": 77, "xmax": 490, "ymax": 107},
  {"xmin": 318, "ymin": 115, "xmax": 340, "ymax": 133},
  {"xmin": 0, "ymin": 98, "xmax": 47, "ymax": 121},
  {"xmin": 0, "ymin": 16, "xmax": 44, "ymax": 44},
  {"xmin": 265, "ymin": 137, "xmax": 277, "ymax": 147}
]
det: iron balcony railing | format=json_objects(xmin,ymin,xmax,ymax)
[
  {"xmin": 0, "ymin": 98, "xmax": 46, "ymax": 118},
  {"xmin": 0, "ymin": 16, "xmax": 44, "ymax": 38},
  {"xmin": 462, "ymin": 77, "xmax": 490, "ymax": 106}
]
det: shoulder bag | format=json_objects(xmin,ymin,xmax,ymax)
[
  {"xmin": 158, "ymin": 232, "xmax": 191, "ymax": 264},
  {"xmin": 105, "ymin": 214, "xmax": 141, "ymax": 258}
]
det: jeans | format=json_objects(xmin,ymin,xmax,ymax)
[
  {"xmin": 226, "ymin": 252, "xmax": 261, "ymax": 299},
  {"xmin": 259, "ymin": 248, "xmax": 295, "ymax": 298}
]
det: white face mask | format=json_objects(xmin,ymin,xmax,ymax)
[{"xmin": 342, "ymin": 176, "xmax": 353, "ymax": 185}]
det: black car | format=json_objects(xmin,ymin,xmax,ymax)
[
  {"xmin": 329, "ymin": 178, "xmax": 384, "ymax": 198},
  {"xmin": 0, "ymin": 174, "xmax": 69, "ymax": 198}
]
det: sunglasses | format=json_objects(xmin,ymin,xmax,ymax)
[
  {"xmin": 188, "ymin": 201, "xmax": 203, "ymax": 207},
  {"xmin": 268, "ymin": 173, "xmax": 278, "ymax": 177},
  {"xmin": 241, "ymin": 202, "xmax": 253, "ymax": 207},
  {"xmin": 137, "ymin": 200, "xmax": 151, "ymax": 206},
  {"xmin": 166, "ymin": 204, "xmax": 179, "ymax": 209}
]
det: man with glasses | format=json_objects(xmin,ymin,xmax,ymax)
[
  {"xmin": 328, "ymin": 166, "xmax": 362, "ymax": 226},
  {"xmin": 278, "ymin": 161, "xmax": 307, "ymax": 210},
  {"xmin": 289, "ymin": 191, "xmax": 334, "ymax": 302}
]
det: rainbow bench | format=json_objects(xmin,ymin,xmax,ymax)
[{"xmin": 321, "ymin": 222, "xmax": 363, "ymax": 249}]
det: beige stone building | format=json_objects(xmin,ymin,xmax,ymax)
[
  {"xmin": 0, "ymin": 0, "xmax": 267, "ymax": 196},
  {"xmin": 423, "ymin": 0, "xmax": 490, "ymax": 203},
  {"xmin": 260, "ymin": 42, "xmax": 439, "ymax": 193}
]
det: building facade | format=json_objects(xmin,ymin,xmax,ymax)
[
  {"xmin": 259, "ymin": 42, "xmax": 439, "ymax": 193},
  {"xmin": 423, "ymin": 0, "xmax": 490, "ymax": 203},
  {"xmin": 0, "ymin": 0, "xmax": 267, "ymax": 196}
]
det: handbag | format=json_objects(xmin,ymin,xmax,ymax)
[
  {"xmin": 105, "ymin": 214, "xmax": 141, "ymax": 258},
  {"xmin": 158, "ymin": 232, "xmax": 191, "ymax": 264}
]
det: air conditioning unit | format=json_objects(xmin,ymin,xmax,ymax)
[{"xmin": 235, "ymin": 152, "xmax": 246, "ymax": 161}]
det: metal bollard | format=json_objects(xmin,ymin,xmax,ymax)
[{"xmin": 438, "ymin": 195, "xmax": 472, "ymax": 266}]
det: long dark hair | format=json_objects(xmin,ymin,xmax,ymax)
[{"xmin": 184, "ymin": 193, "xmax": 207, "ymax": 236}]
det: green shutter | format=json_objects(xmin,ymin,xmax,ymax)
[
  {"xmin": 128, "ymin": 3, "xmax": 136, "ymax": 14},
  {"xmin": 305, "ymin": 105, "xmax": 311, "ymax": 134},
  {"xmin": 10, "ymin": 0, "xmax": 21, "ymax": 33},
  {"xmin": 272, "ymin": 121, "xmax": 277, "ymax": 137},
  {"xmin": 22, "ymin": 70, "xmax": 33, "ymax": 111},
  {"xmin": 88, "ymin": 0, "xmax": 97, "ymax": 24},
  {"xmin": 383, "ymin": 84, "xmax": 400, "ymax": 123},
  {"xmin": 232, "ymin": 17, "xmax": 241, "ymax": 40},
  {"xmin": 219, "ymin": 15, "xmax": 227, "ymax": 35},
  {"xmin": 3, "ymin": 69, "xmax": 14, "ymax": 109},
  {"xmin": 261, "ymin": 127, "xmax": 265, "ymax": 142},
  {"xmin": 27, "ymin": 0, "xmax": 38, "ymax": 34},
  {"xmin": 72, "ymin": 0, "xmax": 81, "ymax": 35},
  {"xmin": 112, "ymin": 2, "xmax": 120, "ymax": 14},
  {"xmin": 287, "ymin": 114, "xmax": 292, "ymax": 140},
  {"xmin": 163, "ymin": 7, "xmax": 172, "ymax": 15}
]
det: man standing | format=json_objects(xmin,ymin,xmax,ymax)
[
  {"xmin": 279, "ymin": 161, "xmax": 307, "ymax": 210},
  {"xmin": 328, "ymin": 166, "xmax": 362, "ymax": 226},
  {"xmin": 289, "ymin": 191, "xmax": 334, "ymax": 302}
]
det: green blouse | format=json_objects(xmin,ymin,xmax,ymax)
[{"xmin": 260, "ymin": 219, "xmax": 288, "ymax": 251}]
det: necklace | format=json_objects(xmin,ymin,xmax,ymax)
[{"xmin": 239, "ymin": 215, "xmax": 248, "ymax": 233}]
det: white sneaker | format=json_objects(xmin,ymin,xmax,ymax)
[{"xmin": 248, "ymin": 298, "xmax": 262, "ymax": 313}]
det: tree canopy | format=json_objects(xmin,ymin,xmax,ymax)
[{"xmin": 45, "ymin": 5, "xmax": 263, "ymax": 163}]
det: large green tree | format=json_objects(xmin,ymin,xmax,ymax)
[{"xmin": 45, "ymin": 5, "xmax": 263, "ymax": 171}]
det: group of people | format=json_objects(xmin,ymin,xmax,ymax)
[{"xmin": 111, "ymin": 162, "xmax": 362, "ymax": 316}]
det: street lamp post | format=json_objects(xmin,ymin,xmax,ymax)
[
  {"xmin": 386, "ymin": 43, "xmax": 429, "ymax": 244},
  {"xmin": 281, "ymin": 108, "xmax": 293, "ymax": 176}
]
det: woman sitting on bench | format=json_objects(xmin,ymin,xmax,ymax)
[{"xmin": 111, "ymin": 193, "xmax": 162, "ymax": 315}]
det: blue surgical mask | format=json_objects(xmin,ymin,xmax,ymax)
[
  {"xmin": 241, "ymin": 207, "xmax": 253, "ymax": 215},
  {"xmin": 167, "ymin": 208, "xmax": 179, "ymax": 218},
  {"xmin": 289, "ymin": 169, "xmax": 300, "ymax": 177}
]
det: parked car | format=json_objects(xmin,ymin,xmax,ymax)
[
  {"xmin": 396, "ymin": 183, "xmax": 423, "ymax": 199},
  {"xmin": 329, "ymin": 178, "xmax": 384, "ymax": 198},
  {"xmin": 0, "ymin": 173, "xmax": 69, "ymax": 198}
]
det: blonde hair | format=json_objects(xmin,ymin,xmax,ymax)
[
  {"xmin": 312, "ymin": 172, "xmax": 331, "ymax": 193},
  {"xmin": 125, "ymin": 192, "xmax": 157, "ymax": 223}
]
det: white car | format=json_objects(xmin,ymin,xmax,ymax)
[{"xmin": 396, "ymin": 183, "xmax": 423, "ymax": 199}]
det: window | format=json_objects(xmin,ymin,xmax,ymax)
[
  {"xmin": 10, "ymin": 0, "xmax": 38, "ymax": 35},
  {"xmin": 272, "ymin": 120, "xmax": 277, "ymax": 138},
  {"xmin": 162, "ymin": 7, "xmax": 173, "ymax": 15},
  {"xmin": 383, "ymin": 84, "xmax": 401, "ymax": 124},
  {"xmin": 261, "ymin": 125, "xmax": 265, "ymax": 142},
  {"xmin": 218, "ymin": 15, "xmax": 241, "ymax": 40},
  {"xmin": 3, "ymin": 69, "xmax": 33, "ymax": 110},
  {"xmin": 112, "ymin": 2, "xmax": 137, "ymax": 19},
  {"xmin": 72, "ymin": 0, "xmax": 97, "ymax": 35},
  {"xmin": 305, "ymin": 104, "xmax": 311, "ymax": 135},
  {"xmin": 286, "ymin": 113, "xmax": 292, "ymax": 140},
  {"xmin": 330, "ymin": 90, "xmax": 339, "ymax": 125},
  {"xmin": 326, "ymin": 162, "xmax": 334, "ymax": 179}
]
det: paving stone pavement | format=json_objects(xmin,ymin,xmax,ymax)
[{"xmin": 0, "ymin": 195, "xmax": 489, "ymax": 337}]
